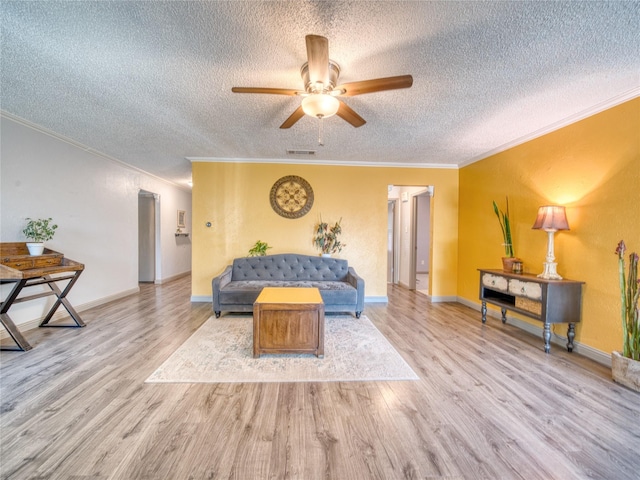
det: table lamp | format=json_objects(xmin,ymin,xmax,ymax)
[{"xmin": 532, "ymin": 205, "xmax": 569, "ymax": 280}]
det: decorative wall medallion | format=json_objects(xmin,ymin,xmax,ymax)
[{"xmin": 270, "ymin": 175, "xmax": 314, "ymax": 219}]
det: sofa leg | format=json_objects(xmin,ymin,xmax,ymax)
[
  {"xmin": 355, "ymin": 311, "xmax": 361, "ymax": 319},
  {"xmin": 215, "ymin": 311, "xmax": 221, "ymax": 318}
]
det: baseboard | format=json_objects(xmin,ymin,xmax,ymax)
[
  {"xmin": 429, "ymin": 295, "xmax": 458, "ymax": 303},
  {"xmin": 191, "ymin": 295, "xmax": 211, "ymax": 303},
  {"xmin": 0, "ymin": 287, "xmax": 140, "ymax": 340},
  {"xmin": 365, "ymin": 296, "xmax": 388, "ymax": 303},
  {"xmin": 155, "ymin": 271, "xmax": 191, "ymax": 285},
  {"xmin": 456, "ymin": 297, "xmax": 611, "ymax": 367}
]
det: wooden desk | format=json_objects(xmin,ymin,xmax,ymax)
[
  {"xmin": 1, "ymin": 243, "xmax": 85, "ymax": 351},
  {"xmin": 253, "ymin": 287, "xmax": 325, "ymax": 358},
  {"xmin": 478, "ymin": 269, "xmax": 584, "ymax": 353}
]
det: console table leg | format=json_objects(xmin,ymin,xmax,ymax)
[
  {"xmin": 567, "ymin": 323, "xmax": 575, "ymax": 352},
  {"xmin": 501, "ymin": 307, "xmax": 507, "ymax": 324},
  {"xmin": 481, "ymin": 301, "xmax": 487, "ymax": 324},
  {"xmin": 543, "ymin": 323, "xmax": 551, "ymax": 353}
]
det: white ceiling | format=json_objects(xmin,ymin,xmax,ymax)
[{"xmin": 2, "ymin": 1, "xmax": 639, "ymax": 189}]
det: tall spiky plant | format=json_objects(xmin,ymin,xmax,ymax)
[
  {"xmin": 615, "ymin": 240, "xmax": 640, "ymax": 360},
  {"xmin": 492, "ymin": 197, "xmax": 514, "ymax": 257}
]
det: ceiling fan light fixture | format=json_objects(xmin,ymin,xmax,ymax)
[{"xmin": 301, "ymin": 94, "xmax": 340, "ymax": 119}]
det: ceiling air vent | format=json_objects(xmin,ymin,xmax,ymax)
[{"xmin": 286, "ymin": 149, "xmax": 316, "ymax": 156}]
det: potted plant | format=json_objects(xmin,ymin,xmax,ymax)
[
  {"xmin": 22, "ymin": 217, "xmax": 58, "ymax": 256},
  {"xmin": 313, "ymin": 217, "xmax": 345, "ymax": 257},
  {"xmin": 492, "ymin": 197, "xmax": 520, "ymax": 272},
  {"xmin": 611, "ymin": 240, "xmax": 640, "ymax": 391},
  {"xmin": 248, "ymin": 240, "xmax": 272, "ymax": 257}
]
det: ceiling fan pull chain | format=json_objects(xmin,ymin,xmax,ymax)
[{"xmin": 318, "ymin": 115, "xmax": 324, "ymax": 146}]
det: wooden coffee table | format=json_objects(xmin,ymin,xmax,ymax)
[{"xmin": 253, "ymin": 287, "xmax": 325, "ymax": 358}]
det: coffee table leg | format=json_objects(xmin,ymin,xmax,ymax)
[
  {"xmin": 317, "ymin": 306, "xmax": 324, "ymax": 358},
  {"xmin": 253, "ymin": 305, "xmax": 260, "ymax": 358}
]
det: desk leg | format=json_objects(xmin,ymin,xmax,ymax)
[
  {"xmin": 39, "ymin": 272, "xmax": 85, "ymax": 327},
  {"xmin": 481, "ymin": 301, "xmax": 487, "ymax": 323},
  {"xmin": 1, "ymin": 280, "xmax": 33, "ymax": 351},
  {"xmin": 567, "ymin": 324, "xmax": 575, "ymax": 352},
  {"xmin": 0, "ymin": 313, "xmax": 33, "ymax": 351},
  {"xmin": 543, "ymin": 323, "xmax": 551, "ymax": 353}
]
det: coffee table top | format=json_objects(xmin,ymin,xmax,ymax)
[{"xmin": 255, "ymin": 287, "xmax": 323, "ymax": 304}]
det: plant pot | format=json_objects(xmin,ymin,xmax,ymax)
[
  {"xmin": 321, "ymin": 253, "xmax": 332, "ymax": 258},
  {"xmin": 611, "ymin": 350, "xmax": 640, "ymax": 392},
  {"xmin": 26, "ymin": 242, "xmax": 45, "ymax": 256},
  {"xmin": 501, "ymin": 257, "xmax": 521, "ymax": 273}
]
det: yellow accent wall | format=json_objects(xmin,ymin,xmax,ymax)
[
  {"xmin": 191, "ymin": 163, "xmax": 459, "ymax": 299},
  {"xmin": 458, "ymin": 98, "xmax": 640, "ymax": 354}
]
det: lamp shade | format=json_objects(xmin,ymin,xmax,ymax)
[
  {"xmin": 532, "ymin": 205, "xmax": 569, "ymax": 232},
  {"xmin": 301, "ymin": 94, "xmax": 340, "ymax": 119}
]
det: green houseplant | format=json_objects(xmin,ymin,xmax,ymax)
[
  {"xmin": 22, "ymin": 217, "xmax": 58, "ymax": 255},
  {"xmin": 313, "ymin": 217, "xmax": 345, "ymax": 256},
  {"xmin": 612, "ymin": 240, "xmax": 640, "ymax": 391},
  {"xmin": 248, "ymin": 240, "xmax": 272, "ymax": 257},
  {"xmin": 492, "ymin": 197, "xmax": 520, "ymax": 272}
]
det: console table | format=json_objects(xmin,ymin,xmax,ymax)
[
  {"xmin": 478, "ymin": 269, "xmax": 584, "ymax": 353},
  {"xmin": 1, "ymin": 243, "xmax": 85, "ymax": 351}
]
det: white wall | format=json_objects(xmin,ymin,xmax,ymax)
[
  {"xmin": 416, "ymin": 194, "xmax": 431, "ymax": 273},
  {"xmin": 0, "ymin": 115, "xmax": 192, "ymax": 330}
]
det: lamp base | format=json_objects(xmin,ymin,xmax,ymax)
[{"xmin": 538, "ymin": 262, "xmax": 563, "ymax": 280}]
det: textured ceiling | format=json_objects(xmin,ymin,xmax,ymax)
[{"xmin": 2, "ymin": 1, "xmax": 639, "ymax": 189}]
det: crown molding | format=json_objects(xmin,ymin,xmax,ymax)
[
  {"xmin": 186, "ymin": 156, "xmax": 459, "ymax": 170},
  {"xmin": 459, "ymin": 88, "xmax": 640, "ymax": 168},
  {"xmin": 1, "ymin": 111, "xmax": 191, "ymax": 192}
]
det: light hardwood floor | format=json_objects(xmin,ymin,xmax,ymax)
[{"xmin": 1, "ymin": 276, "xmax": 638, "ymax": 479}]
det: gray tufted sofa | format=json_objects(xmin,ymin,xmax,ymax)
[{"xmin": 212, "ymin": 254, "xmax": 364, "ymax": 318}]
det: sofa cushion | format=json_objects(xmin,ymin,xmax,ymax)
[{"xmin": 220, "ymin": 280, "xmax": 357, "ymax": 306}]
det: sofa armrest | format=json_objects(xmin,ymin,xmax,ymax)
[
  {"xmin": 347, "ymin": 267, "xmax": 365, "ymax": 315},
  {"xmin": 212, "ymin": 265, "xmax": 233, "ymax": 314}
]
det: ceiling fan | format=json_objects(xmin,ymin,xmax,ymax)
[{"xmin": 232, "ymin": 35, "xmax": 413, "ymax": 130}]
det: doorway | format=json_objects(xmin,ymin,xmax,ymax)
[
  {"xmin": 413, "ymin": 190, "xmax": 432, "ymax": 295},
  {"xmin": 138, "ymin": 190, "xmax": 157, "ymax": 283},
  {"xmin": 387, "ymin": 199, "xmax": 399, "ymax": 284},
  {"xmin": 387, "ymin": 185, "xmax": 432, "ymax": 293}
]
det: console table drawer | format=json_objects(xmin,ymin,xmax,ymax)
[
  {"xmin": 481, "ymin": 273, "xmax": 508, "ymax": 292},
  {"xmin": 509, "ymin": 279, "xmax": 542, "ymax": 300}
]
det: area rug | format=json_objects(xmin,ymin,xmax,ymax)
[{"xmin": 145, "ymin": 315, "xmax": 418, "ymax": 383}]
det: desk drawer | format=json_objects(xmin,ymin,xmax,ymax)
[
  {"xmin": 1, "ymin": 259, "xmax": 35, "ymax": 270},
  {"xmin": 33, "ymin": 256, "xmax": 63, "ymax": 268},
  {"xmin": 2, "ymin": 253, "xmax": 63, "ymax": 270}
]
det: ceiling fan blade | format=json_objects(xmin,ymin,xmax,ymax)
[
  {"xmin": 336, "ymin": 101, "xmax": 366, "ymax": 128},
  {"xmin": 232, "ymin": 87, "xmax": 300, "ymax": 96},
  {"xmin": 280, "ymin": 106, "xmax": 305, "ymax": 129},
  {"xmin": 306, "ymin": 35, "xmax": 330, "ymax": 88},
  {"xmin": 335, "ymin": 75, "xmax": 413, "ymax": 97}
]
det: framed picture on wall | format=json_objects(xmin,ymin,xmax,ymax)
[{"xmin": 177, "ymin": 210, "xmax": 186, "ymax": 229}]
